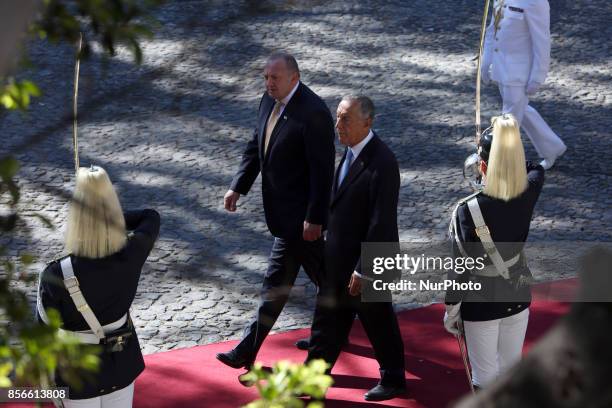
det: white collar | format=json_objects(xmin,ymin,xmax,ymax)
[
  {"xmin": 279, "ymin": 81, "xmax": 300, "ymax": 106},
  {"xmin": 349, "ymin": 130, "xmax": 374, "ymax": 159}
]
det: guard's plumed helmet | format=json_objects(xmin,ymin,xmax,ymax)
[
  {"xmin": 477, "ymin": 125, "xmax": 494, "ymax": 163},
  {"xmin": 463, "ymin": 125, "xmax": 494, "ymax": 191}
]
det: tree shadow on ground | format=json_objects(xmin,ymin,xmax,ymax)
[{"xmin": 2, "ymin": 0, "xmax": 610, "ymax": 324}]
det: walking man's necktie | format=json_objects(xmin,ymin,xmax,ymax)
[
  {"xmin": 264, "ymin": 101, "xmax": 283, "ymax": 154},
  {"xmin": 338, "ymin": 148, "xmax": 354, "ymax": 186}
]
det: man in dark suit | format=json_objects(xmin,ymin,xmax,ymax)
[
  {"xmin": 217, "ymin": 53, "xmax": 335, "ymax": 369},
  {"xmin": 307, "ymin": 96, "xmax": 406, "ymax": 401}
]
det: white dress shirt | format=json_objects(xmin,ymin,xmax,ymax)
[
  {"xmin": 349, "ymin": 129, "xmax": 374, "ymax": 160},
  {"xmin": 276, "ymin": 81, "xmax": 300, "ymax": 116}
]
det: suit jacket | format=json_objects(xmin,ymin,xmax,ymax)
[
  {"xmin": 230, "ymin": 82, "xmax": 335, "ymax": 240},
  {"xmin": 446, "ymin": 162, "xmax": 545, "ymax": 321},
  {"xmin": 483, "ymin": 0, "xmax": 551, "ymax": 85},
  {"xmin": 37, "ymin": 209, "xmax": 160, "ymax": 399},
  {"xmin": 325, "ymin": 133, "xmax": 400, "ymax": 284}
]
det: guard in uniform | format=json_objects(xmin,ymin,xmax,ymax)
[
  {"xmin": 37, "ymin": 166, "xmax": 160, "ymax": 408},
  {"xmin": 444, "ymin": 114, "xmax": 545, "ymax": 388},
  {"xmin": 481, "ymin": 0, "xmax": 566, "ymax": 170}
]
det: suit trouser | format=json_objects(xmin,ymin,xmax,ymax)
[
  {"xmin": 308, "ymin": 277, "xmax": 406, "ymax": 387},
  {"xmin": 235, "ymin": 237, "xmax": 324, "ymax": 360},
  {"xmin": 499, "ymin": 84, "xmax": 566, "ymax": 160},
  {"xmin": 463, "ymin": 308, "xmax": 529, "ymax": 387}
]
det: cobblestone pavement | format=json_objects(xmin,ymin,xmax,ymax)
[{"xmin": 2, "ymin": 0, "xmax": 611, "ymax": 354}]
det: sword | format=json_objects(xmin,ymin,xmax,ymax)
[
  {"xmin": 456, "ymin": 320, "xmax": 475, "ymax": 394},
  {"xmin": 475, "ymin": 0, "xmax": 492, "ymax": 145},
  {"xmin": 72, "ymin": 32, "xmax": 83, "ymax": 173}
]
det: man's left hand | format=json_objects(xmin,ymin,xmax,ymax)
[
  {"xmin": 348, "ymin": 272, "xmax": 362, "ymax": 296},
  {"xmin": 303, "ymin": 221, "xmax": 322, "ymax": 241}
]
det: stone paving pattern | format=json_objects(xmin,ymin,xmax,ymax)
[{"xmin": 1, "ymin": 0, "xmax": 610, "ymax": 354}]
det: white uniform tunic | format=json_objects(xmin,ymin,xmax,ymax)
[{"xmin": 482, "ymin": 0, "xmax": 566, "ymax": 160}]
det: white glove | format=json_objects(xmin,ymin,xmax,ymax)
[
  {"xmin": 480, "ymin": 65, "xmax": 491, "ymax": 85},
  {"xmin": 443, "ymin": 303, "xmax": 462, "ymax": 336},
  {"xmin": 526, "ymin": 81, "xmax": 541, "ymax": 95}
]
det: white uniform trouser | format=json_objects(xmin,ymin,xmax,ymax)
[
  {"xmin": 463, "ymin": 308, "xmax": 529, "ymax": 387},
  {"xmin": 499, "ymin": 85, "xmax": 566, "ymax": 160},
  {"xmin": 61, "ymin": 382, "xmax": 134, "ymax": 408}
]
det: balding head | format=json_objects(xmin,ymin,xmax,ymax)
[
  {"xmin": 266, "ymin": 52, "xmax": 300, "ymax": 74},
  {"xmin": 264, "ymin": 52, "xmax": 300, "ymax": 101}
]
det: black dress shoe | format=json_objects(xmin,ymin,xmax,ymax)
[
  {"xmin": 295, "ymin": 338, "xmax": 310, "ymax": 350},
  {"xmin": 216, "ymin": 349, "xmax": 253, "ymax": 369},
  {"xmin": 364, "ymin": 384, "xmax": 406, "ymax": 401}
]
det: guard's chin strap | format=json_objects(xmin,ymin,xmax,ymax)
[{"xmin": 476, "ymin": 0, "xmax": 492, "ymax": 145}]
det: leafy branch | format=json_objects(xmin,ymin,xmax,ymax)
[
  {"xmin": 240, "ymin": 360, "xmax": 333, "ymax": 408},
  {"xmin": 1, "ymin": 0, "xmax": 162, "ymax": 391}
]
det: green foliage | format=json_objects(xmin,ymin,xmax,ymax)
[
  {"xmin": 0, "ymin": 0, "xmax": 161, "ymax": 392},
  {"xmin": 0, "ymin": 157, "xmax": 21, "ymax": 209},
  {"xmin": 0, "ymin": 80, "xmax": 41, "ymax": 111},
  {"xmin": 0, "ymin": 309, "xmax": 101, "ymax": 389},
  {"xmin": 241, "ymin": 360, "xmax": 333, "ymax": 408},
  {"xmin": 1, "ymin": 0, "xmax": 163, "ymax": 112},
  {"xmin": 35, "ymin": 0, "xmax": 163, "ymax": 64},
  {"xmin": 0, "ymin": 153, "xmax": 101, "ymax": 388}
]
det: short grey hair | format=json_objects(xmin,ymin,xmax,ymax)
[
  {"xmin": 267, "ymin": 52, "xmax": 300, "ymax": 74},
  {"xmin": 341, "ymin": 95, "xmax": 375, "ymax": 121}
]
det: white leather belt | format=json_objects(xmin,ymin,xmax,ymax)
[
  {"xmin": 59, "ymin": 314, "xmax": 128, "ymax": 344},
  {"xmin": 37, "ymin": 256, "xmax": 132, "ymax": 345}
]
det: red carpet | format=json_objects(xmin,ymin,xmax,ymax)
[
  {"xmin": 133, "ymin": 279, "xmax": 574, "ymax": 408},
  {"xmin": 3, "ymin": 279, "xmax": 575, "ymax": 408}
]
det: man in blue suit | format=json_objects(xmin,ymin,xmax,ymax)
[{"xmin": 307, "ymin": 96, "xmax": 406, "ymax": 401}]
